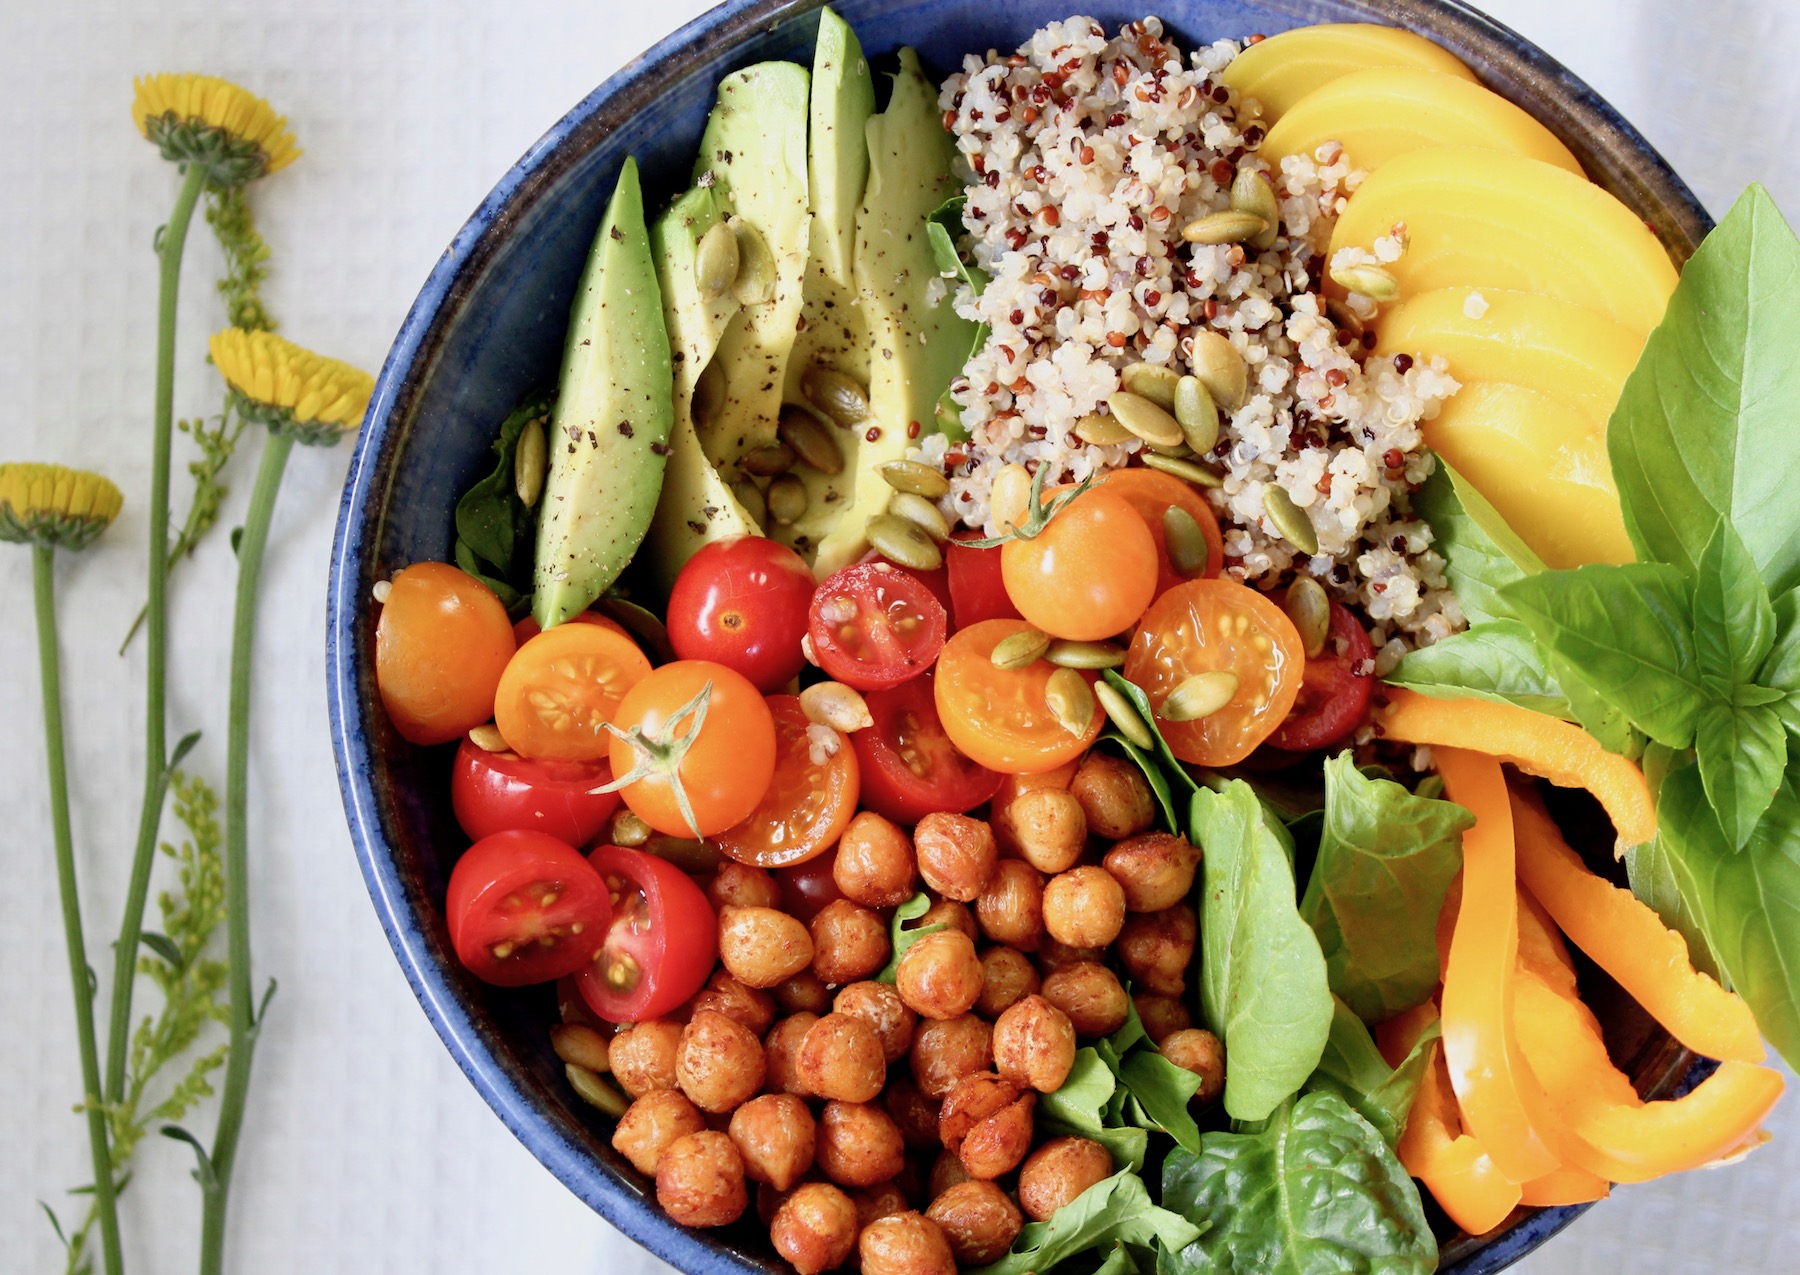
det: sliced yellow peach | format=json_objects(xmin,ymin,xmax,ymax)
[
  {"xmin": 1375, "ymin": 287, "xmax": 1642, "ymax": 430},
  {"xmin": 1222, "ymin": 23, "xmax": 1476, "ymax": 122},
  {"xmin": 1424, "ymin": 380, "xmax": 1632, "ymax": 568},
  {"xmin": 1329, "ymin": 147, "xmax": 1677, "ymax": 339},
  {"xmin": 1260, "ymin": 68, "xmax": 1581, "ymax": 176}
]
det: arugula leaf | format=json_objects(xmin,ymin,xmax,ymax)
[
  {"xmin": 1411, "ymin": 460, "xmax": 1543, "ymax": 625},
  {"xmin": 1298, "ymin": 755, "xmax": 1470, "ymax": 1024},
  {"xmin": 1608, "ymin": 185, "xmax": 1800, "ymax": 596},
  {"xmin": 875, "ymin": 893, "xmax": 944, "ymax": 984},
  {"xmin": 1762, "ymin": 587, "xmax": 1800, "ymax": 738},
  {"xmin": 1303, "ymin": 998, "xmax": 1438, "ymax": 1149},
  {"xmin": 1190, "ymin": 781, "xmax": 1333, "ymax": 1122},
  {"xmin": 1387, "ymin": 620, "xmax": 1571, "ymax": 717},
  {"xmin": 1093, "ymin": 1244, "xmax": 1139, "ymax": 1275},
  {"xmin": 1037, "ymin": 1048, "xmax": 1150, "ymax": 1172},
  {"xmin": 1159, "ymin": 1092, "xmax": 1437, "ymax": 1275},
  {"xmin": 453, "ymin": 392, "xmax": 552, "ymax": 597},
  {"xmin": 970, "ymin": 1170, "xmax": 1202, "ymax": 1275}
]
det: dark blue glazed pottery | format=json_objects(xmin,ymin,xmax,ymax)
[{"xmin": 327, "ymin": 3, "xmax": 1713, "ymax": 1271}]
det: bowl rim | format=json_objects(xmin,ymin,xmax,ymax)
[{"xmin": 327, "ymin": 3, "xmax": 1714, "ymax": 1272}]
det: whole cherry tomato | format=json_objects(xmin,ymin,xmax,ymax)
[
  {"xmin": 577, "ymin": 845, "xmax": 717, "ymax": 1022},
  {"xmin": 450, "ymin": 738, "xmax": 620, "ymax": 847},
  {"xmin": 1268, "ymin": 599, "xmax": 1377, "ymax": 751},
  {"xmin": 1001, "ymin": 487, "xmax": 1158, "ymax": 641},
  {"xmin": 808, "ymin": 562, "xmax": 948, "ymax": 691},
  {"xmin": 667, "ymin": 537, "xmax": 816, "ymax": 692},
  {"xmin": 851, "ymin": 670, "xmax": 1004, "ymax": 824},
  {"xmin": 446, "ymin": 831, "xmax": 610, "ymax": 986},
  {"xmin": 376, "ymin": 562, "xmax": 516, "ymax": 745}
]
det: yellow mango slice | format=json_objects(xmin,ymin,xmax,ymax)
[
  {"xmin": 1329, "ymin": 147, "xmax": 1677, "ymax": 339},
  {"xmin": 1375, "ymin": 287, "xmax": 1642, "ymax": 431},
  {"xmin": 1261, "ymin": 68, "xmax": 1582, "ymax": 176},
  {"xmin": 1222, "ymin": 23, "xmax": 1476, "ymax": 121},
  {"xmin": 1424, "ymin": 380, "xmax": 1633, "ymax": 568}
]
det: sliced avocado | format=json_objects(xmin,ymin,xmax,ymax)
[
  {"xmin": 814, "ymin": 48, "xmax": 978, "ymax": 575},
  {"xmin": 533, "ymin": 156, "xmax": 673, "ymax": 627}
]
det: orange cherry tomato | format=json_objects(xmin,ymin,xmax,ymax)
[
  {"xmin": 511, "ymin": 610, "xmax": 630, "ymax": 646},
  {"xmin": 1091, "ymin": 468, "xmax": 1224, "ymax": 594},
  {"xmin": 1122, "ymin": 578, "xmax": 1304, "ymax": 766},
  {"xmin": 493, "ymin": 623, "xmax": 653, "ymax": 761},
  {"xmin": 935, "ymin": 619, "xmax": 1106, "ymax": 774},
  {"xmin": 715, "ymin": 696, "xmax": 860, "ymax": 869},
  {"xmin": 1001, "ymin": 487, "xmax": 1157, "ymax": 641},
  {"xmin": 376, "ymin": 562, "xmax": 517, "ymax": 745}
]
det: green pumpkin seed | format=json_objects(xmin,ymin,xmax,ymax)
[
  {"xmin": 1157, "ymin": 670, "xmax": 1241, "ymax": 722},
  {"xmin": 1230, "ymin": 169, "xmax": 1280, "ymax": 250},
  {"xmin": 729, "ymin": 216, "xmax": 777, "ymax": 305},
  {"xmin": 1045, "ymin": 667, "xmax": 1095, "ymax": 736},
  {"xmin": 1262, "ymin": 485, "xmax": 1319, "ymax": 555},
  {"xmin": 695, "ymin": 219, "xmax": 740, "ymax": 299},
  {"xmin": 866, "ymin": 513, "xmax": 943, "ymax": 570},
  {"xmin": 1163, "ymin": 506, "xmax": 1211, "ymax": 579},
  {"xmin": 1188, "ymin": 330, "xmax": 1247, "ymax": 410},
  {"xmin": 1074, "ymin": 411, "xmax": 1135, "ymax": 446},
  {"xmin": 767, "ymin": 474, "xmax": 808, "ymax": 526},
  {"xmin": 1044, "ymin": 639, "xmax": 1126, "ymax": 670},
  {"xmin": 778, "ymin": 405, "xmax": 845, "ymax": 475},
  {"xmin": 1094, "ymin": 679, "xmax": 1154, "ymax": 750},
  {"xmin": 550, "ymin": 1023, "xmax": 612, "ymax": 1073},
  {"xmin": 731, "ymin": 478, "xmax": 767, "ymax": 528},
  {"xmin": 1181, "ymin": 209, "xmax": 1268, "ymax": 245},
  {"xmin": 514, "ymin": 416, "xmax": 547, "ymax": 508},
  {"xmin": 1141, "ymin": 453, "xmax": 1223, "ymax": 487},
  {"xmin": 565, "ymin": 1063, "xmax": 628, "ymax": 1117},
  {"xmin": 879, "ymin": 459, "xmax": 950, "ymax": 499},
  {"xmin": 1121, "ymin": 362, "xmax": 1180, "ymax": 410},
  {"xmin": 1329, "ymin": 261, "xmax": 1400, "ymax": 302},
  {"xmin": 801, "ymin": 366, "xmax": 871, "ymax": 429},
  {"xmin": 609, "ymin": 808, "xmax": 652, "ymax": 848},
  {"xmin": 693, "ymin": 357, "xmax": 726, "ymax": 430},
  {"xmin": 889, "ymin": 490, "xmax": 949, "ymax": 542},
  {"xmin": 467, "ymin": 723, "xmax": 509, "ymax": 753},
  {"xmin": 1106, "ymin": 391, "xmax": 1184, "ymax": 448},
  {"xmin": 1172, "ymin": 375, "xmax": 1219, "ymax": 455},
  {"xmin": 739, "ymin": 441, "xmax": 796, "ymax": 478},
  {"xmin": 1284, "ymin": 576, "xmax": 1331, "ymax": 659},
  {"xmin": 991, "ymin": 627, "xmax": 1051, "ymax": 671},
  {"xmin": 645, "ymin": 835, "xmax": 721, "ymax": 874}
]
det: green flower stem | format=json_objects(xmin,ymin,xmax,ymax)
[
  {"xmin": 106, "ymin": 159, "xmax": 208, "ymax": 1108},
  {"xmin": 199, "ymin": 428, "xmax": 293, "ymax": 1275},
  {"xmin": 34, "ymin": 546, "xmax": 125, "ymax": 1275}
]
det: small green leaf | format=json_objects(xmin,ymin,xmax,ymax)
[
  {"xmin": 1760, "ymin": 587, "xmax": 1800, "ymax": 737},
  {"xmin": 160, "ymin": 1125, "xmax": 218, "ymax": 1190},
  {"xmin": 1303, "ymin": 997, "xmax": 1439, "ymax": 1148},
  {"xmin": 1694, "ymin": 700, "xmax": 1788, "ymax": 850},
  {"xmin": 1693, "ymin": 518, "xmax": 1777, "ymax": 691},
  {"xmin": 141, "ymin": 932, "xmax": 185, "ymax": 971},
  {"xmin": 1037, "ymin": 1048, "xmax": 1149, "ymax": 1172},
  {"xmin": 39, "ymin": 1200, "xmax": 69, "ymax": 1248},
  {"xmin": 1410, "ymin": 460, "xmax": 1543, "ymax": 625},
  {"xmin": 1102, "ymin": 670, "xmax": 1201, "ymax": 805},
  {"xmin": 169, "ymin": 729, "xmax": 203, "ymax": 768},
  {"xmin": 1386, "ymin": 620, "xmax": 1570, "ymax": 716},
  {"xmin": 229, "ymin": 526, "xmax": 243, "ymax": 556},
  {"xmin": 1099, "ymin": 734, "xmax": 1180, "ymax": 834},
  {"xmin": 1117, "ymin": 1048, "xmax": 1203, "ymax": 1154},
  {"xmin": 876, "ymin": 894, "xmax": 944, "ymax": 984},
  {"xmin": 970, "ymin": 1170, "xmax": 1201, "ymax": 1275}
]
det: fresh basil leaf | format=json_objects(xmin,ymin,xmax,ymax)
[
  {"xmin": 1609, "ymin": 185, "xmax": 1800, "ymax": 597},
  {"xmin": 454, "ymin": 392, "xmax": 552, "ymax": 588},
  {"xmin": 875, "ymin": 893, "xmax": 944, "ymax": 984},
  {"xmin": 1386, "ymin": 620, "xmax": 1571, "ymax": 716},
  {"xmin": 1695, "ymin": 699, "xmax": 1789, "ymax": 851},
  {"xmin": 1759, "ymin": 587, "xmax": 1800, "ymax": 737},
  {"xmin": 1190, "ymin": 781, "xmax": 1333, "ymax": 1122},
  {"xmin": 1544, "ymin": 649, "xmax": 1645, "ymax": 758},
  {"xmin": 970, "ymin": 1170, "xmax": 1202, "ymax": 1275},
  {"xmin": 1160, "ymin": 1092, "xmax": 1436, "ymax": 1275},
  {"xmin": 1694, "ymin": 518, "xmax": 1778, "ymax": 693},
  {"xmin": 1625, "ymin": 744, "xmax": 1722, "ymax": 980},
  {"xmin": 1118, "ymin": 1049, "xmax": 1204, "ymax": 1155},
  {"xmin": 1037, "ymin": 1048, "xmax": 1149, "ymax": 1173},
  {"xmin": 1411, "ymin": 460, "xmax": 1543, "ymax": 625},
  {"xmin": 1303, "ymin": 997, "xmax": 1438, "ymax": 1149}
]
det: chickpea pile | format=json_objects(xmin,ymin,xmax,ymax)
[{"xmin": 555, "ymin": 750, "xmax": 1226, "ymax": 1275}]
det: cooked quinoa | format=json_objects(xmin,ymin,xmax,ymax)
[{"xmin": 915, "ymin": 15, "xmax": 1467, "ymax": 666}]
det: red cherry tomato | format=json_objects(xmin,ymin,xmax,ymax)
[
  {"xmin": 445, "ymin": 832, "xmax": 611, "ymax": 986},
  {"xmin": 1268, "ymin": 600, "xmax": 1377, "ymax": 752},
  {"xmin": 450, "ymin": 738, "xmax": 620, "ymax": 847},
  {"xmin": 851, "ymin": 670, "xmax": 1004, "ymax": 825},
  {"xmin": 861, "ymin": 549, "xmax": 956, "ymax": 627},
  {"xmin": 775, "ymin": 854, "xmax": 847, "ymax": 924},
  {"xmin": 668, "ymin": 538, "xmax": 816, "ymax": 693},
  {"xmin": 945, "ymin": 531, "xmax": 1022, "ymax": 629},
  {"xmin": 577, "ymin": 845, "xmax": 718, "ymax": 1022},
  {"xmin": 808, "ymin": 562, "xmax": 948, "ymax": 692}
]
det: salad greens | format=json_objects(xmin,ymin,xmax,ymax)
[
  {"xmin": 1097, "ymin": 1002, "xmax": 1205, "ymax": 1155},
  {"xmin": 970, "ymin": 1170, "xmax": 1201, "ymax": 1275},
  {"xmin": 1304, "ymin": 998, "xmax": 1439, "ymax": 1149},
  {"xmin": 1100, "ymin": 669, "xmax": 1202, "ymax": 832},
  {"xmin": 1037, "ymin": 1048, "xmax": 1151, "ymax": 1172},
  {"xmin": 452, "ymin": 391, "xmax": 552, "ymax": 612},
  {"xmin": 925, "ymin": 193, "xmax": 986, "ymax": 441},
  {"xmin": 874, "ymin": 892, "xmax": 944, "ymax": 984}
]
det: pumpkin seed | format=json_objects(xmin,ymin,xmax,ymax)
[
  {"xmin": 989, "ymin": 463, "xmax": 1033, "ymax": 533},
  {"xmin": 731, "ymin": 478, "xmax": 767, "ymax": 527},
  {"xmin": 1181, "ymin": 209, "xmax": 1268, "ymax": 245},
  {"xmin": 609, "ymin": 808, "xmax": 652, "ymax": 848},
  {"xmin": 1141, "ymin": 453, "xmax": 1223, "ymax": 487},
  {"xmin": 1073, "ymin": 410, "xmax": 1135, "ymax": 446},
  {"xmin": 1044, "ymin": 639, "xmax": 1126, "ymax": 670},
  {"xmin": 695, "ymin": 219, "xmax": 740, "ymax": 299},
  {"xmin": 1284, "ymin": 576, "xmax": 1332, "ymax": 659},
  {"xmin": 729, "ymin": 216, "xmax": 777, "ymax": 305},
  {"xmin": 866, "ymin": 513, "xmax": 943, "ymax": 570},
  {"xmin": 1262, "ymin": 485, "xmax": 1319, "ymax": 555},
  {"xmin": 1163, "ymin": 507, "xmax": 1210, "ymax": 579},
  {"xmin": 879, "ymin": 459, "xmax": 950, "ymax": 499},
  {"xmin": 1188, "ymin": 330, "xmax": 1247, "ymax": 410},
  {"xmin": 1095, "ymin": 679, "xmax": 1154, "ymax": 750},
  {"xmin": 1324, "ymin": 299, "xmax": 1365, "ymax": 341},
  {"xmin": 371, "ymin": 578, "xmax": 392, "ymax": 604},
  {"xmin": 801, "ymin": 366, "xmax": 871, "ymax": 429},
  {"xmin": 767, "ymin": 474, "xmax": 808, "ymax": 526},
  {"xmin": 991, "ymin": 627, "xmax": 1051, "ymax": 671},
  {"xmin": 645, "ymin": 834, "xmax": 721, "ymax": 874},
  {"xmin": 1157, "ymin": 670, "xmax": 1241, "ymax": 722},
  {"xmin": 1230, "ymin": 168, "xmax": 1280, "ymax": 250},
  {"xmin": 693, "ymin": 357, "xmax": 726, "ymax": 430},
  {"xmin": 800, "ymin": 681, "xmax": 874, "ymax": 732},
  {"xmin": 778, "ymin": 405, "xmax": 845, "ymax": 475},
  {"xmin": 1172, "ymin": 376, "xmax": 1219, "ymax": 454},
  {"xmin": 565, "ymin": 1064, "xmax": 628, "ymax": 1118},
  {"xmin": 1106, "ymin": 391, "xmax": 1184, "ymax": 448},
  {"xmin": 1121, "ymin": 362, "xmax": 1180, "ymax": 410},
  {"xmin": 1045, "ymin": 667, "xmax": 1095, "ymax": 736},
  {"xmin": 739, "ymin": 441, "xmax": 796, "ymax": 478},
  {"xmin": 1329, "ymin": 261, "xmax": 1400, "ymax": 302},
  {"xmin": 467, "ymin": 723, "xmax": 508, "ymax": 753},
  {"xmin": 889, "ymin": 490, "xmax": 949, "ymax": 542},
  {"xmin": 550, "ymin": 1023, "xmax": 611, "ymax": 1073},
  {"xmin": 514, "ymin": 416, "xmax": 547, "ymax": 508}
]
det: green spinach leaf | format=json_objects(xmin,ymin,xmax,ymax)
[
  {"xmin": 453, "ymin": 391, "xmax": 552, "ymax": 597},
  {"xmin": 971, "ymin": 1170, "xmax": 1202, "ymax": 1275},
  {"xmin": 1104, "ymin": 671, "xmax": 1202, "ymax": 806},
  {"xmin": 1037, "ymin": 1048, "xmax": 1150, "ymax": 1172},
  {"xmin": 875, "ymin": 893, "xmax": 944, "ymax": 984},
  {"xmin": 1387, "ymin": 620, "xmax": 1571, "ymax": 717},
  {"xmin": 1411, "ymin": 460, "xmax": 1543, "ymax": 625},
  {"xmin": 1303, "ymin": 997, "xmax": 1439, "ymax": 1149}
]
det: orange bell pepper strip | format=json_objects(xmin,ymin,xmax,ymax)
[
  {"xmin": 1515, "ymin": 884, "xmax": 1579, "ymax": 999},
  {"xmin": 1376, "ymin": 689, "xmax": 1654, "ymax": 852},
  {"xmin": 1398, "ymin": 1042, "xmax": 1523, "ymax": 1235},
  {"xmin": 1377, "ymin": 1000, "xmax": 1442, "ymax": 1069},
  {"xmin": 1510, "ymin": 784, "xmax": 1765, "ymax": 1064},
  {"xmin": 1518, "ymin": 1164, "xmax": 1610, "ymax": 1206}
]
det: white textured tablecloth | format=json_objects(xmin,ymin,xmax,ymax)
[{"xmin": 2, "ymin": 1, "xmax": 1796, "ymax": 1271}]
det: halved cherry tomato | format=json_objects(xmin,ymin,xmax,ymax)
[
  {"xmin": 668, "ymin": 537, "xmax": 816, "ymax": 692},
  {"xmin": 1091, "ymin": 467, "xmax": 1225, "ymax": 594},
  {"xmin": 450, "ymin": 738, "xmax": 620, "ymax": 847},
  {"xmin": 945, "ymin": 531, "xmax": 1021, "ymax": 629},
  {"xmin": 493, "ymin": 623, "xmax": 653, "ymax": 761},
  {"xmin": 1001, "ymin": 487, "xmax": 1157, "ymax": 641},
  {"xmin": 715, "ymin": 696, "xmax": 859, "ymax": 868},
  {"xmin": 935, "ymin": 619, "xmax": 1106, "ymax": 774},
  {"xmin": 607, "ymin": 660, "xmax": 777, "ymax": 837},
  {"xmin": 577, "ymin": 845, "xmax": 717, "ymax": 1022},
  {"xmin": 1267, "ymin": 599, "xmax": 1376, "ymax": 752},
  {"xmin": 862, "ymin": 548, "xmax": 956, "ymax": 628},
  {"xmin": 376, "ymin": 562, "xmax": 517, "ymax": 745},
  {"xmin": 445, "ymin": 831, "xmax": 610, "ymax": 986},
  {"xmin": 808, "ymin": 562, "xmax": 948, "ymax": 691},
  {"xmin": 511, "ymin": 610, "xmax": 630, "ymax": 646},
  {"xmin": 853, "ymin": 670, "xmax": 1004, "ymax": 824},
  {"xmin": 777, "ymin": 854, "xmax": 848, "ymax": 924},
  {"xmin": 1123, "ymin": 578, "xmax": 1305, "ymax": 766}
]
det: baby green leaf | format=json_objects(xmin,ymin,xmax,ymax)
[
  {"xmin": 1762, "ymin": 588, "xmax": 1800, "ymax": 738},
  {"xmin": 1411, "ymin": 460, "xmax": 1543, "ymax": 625},
  {"xmin": 1386, "ymin": 620, "xmax": 1571, "ymax": 716},
  {"xmin": 1303, "ymin": 998, "xmax": 1439, "ymax": 1149},
  {"xmin": 1626, "ymin": 744, "xmax": 1723, "ymax": 979},
  {"xmin": 454, "ymin": 391, "xmax": 552, "ymax": 591},
  {"xmin": 1037, "ymin": 1048, "xmax": 1149, "ymax": 1172},
  {"xmin": 875, "ymin": 893, "xmax": 944, "ymax": 984},
  {"xmin": 970, "ymin": 1170, "xmax": 1202, "ymax": 1275},
  {"xmin": 1118, "ymin": 1050, "xmax": 1204, "ymax": 1155},
  {"xmin": 1695, "ymin": 700, "xmax": 1788, "ymax": 851}
]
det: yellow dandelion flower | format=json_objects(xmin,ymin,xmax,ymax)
[
  {"xmin": 132, "ymin": 73, "xmax": 300, "ymax": 186},
  {"xmin": 0, "ymin": 463, "xmax": 125, "ymax": 551},
  {"xmin": 210, "ymin": 328, "xmax": 374, "ymax": 447}
]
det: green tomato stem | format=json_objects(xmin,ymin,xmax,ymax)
[
  {"xmin": 198, "ymin": 427, "xmax": 293, "ymax": 1275},
  {"xmin": 34, "ymin": 545, "xmax": 125, "ymax": 1275}
]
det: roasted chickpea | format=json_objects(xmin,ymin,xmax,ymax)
[
  {"xmin": 777, "ymin": 969, "xmax": 832, "ymax": 1015},
  {"xmin": 719, "ymin": 906, "xmax": 815, "ymax": 989},
  {"xmin": 1042, "ymin": 866, "xmax": 1127, "ymax": 948},
  {"xmin": 896, "ymin": 930, "xmax": 984, "ymax": 1020},
  {"xmin": 833, "ymin": 981, "xmax": 917, "ymax": 1064},
  {"xmin": 816, "ymin": 1100, "xmax": 907, "ymax": 1188},
  {"xmin": 1069, "ymin": 752, "xmax": 1156, "ymax": 839},
  {"xmin": 975, "ymin": 946, "xmax": 1041, "ymax": 1019},
  {"xmin": 676, "ymin": 1010, "xmax": 766, "ymax": 1113},
  {"xmin": 1102, "ymin": 832, "xmax": 1200, "ymax": 912},
  {"xmin": 772, "ymin": 1182, "xmax": 859, "ymax": 1275},
  {"xmin": 975, "ymin": 859, "xmax": 1045, "ymax": 952},
  {"xmin": 610, "ymin": 1020, "xmax": 683, "ymax": 1097},
  {"xmin": 994, "ymin": 787, "xmax": 1086, "ymax": 874},
  {"xmin": 727, "ymin": 1093, "xmax": 816, "ymax": 1191},
  {"xmin": 860, "ymin": 1212, "xmax": 956, "ymax": 1275},
  {"xmin": 1134, "ymin": 992, "xmax": 1192, "ymax": 1043},
  {"xmin": 909, "ymin": 1014, "xmax": 993, "ymax": 1101},
  {"xmin": 991, "ymin": 994, "xmax": 1076, "ymax": 1093},
  {"xmin": 913, "ymin": 812, "xmax": 998, "ymax": 902},
  {"xmin": 834, "ymin": 811, "xmax": 919, "ymax": 908},
  {"xmin": 1041, "ymin": 962, "xmax": 1129, "ymax": 1037},
  {"xmin": 1116, "ymin": 906, "xmax": 1197, "ymax": 998},
  {"xmin": 855, "ymin": 1182, "xmax": 911, "ymax": 1229},
  {"xmin": 763, "ymin": 1013, "xmax": 819, "ymax": 1096},
  {"xmin": 939, "ymin": 1072, "xmax": 1036, "ymax": 1179},
  {"xmin": 1160, "ymin": 1028, "xmax": 1226, "ymax": 1106},
  {"xmin": 687, "ymin": 970, "xmax": 777, "ymax": 1035},
  {"xmin": 710, "ymin": 860, "xmax": 782, "ymax": 911},
  {"xmin": 926, "ymin": 1180, "xmax": 1023, "ymax": 1266},
  {"xmin": 1033, "ymin": 935, "xmax": 1103, "ymax": 976},
  {"xmin": 797, "ymin": 1012, "xmax": 886, "ymax": 1103},
  {"xmin": 928, "ymin": 1147, "xmax": 971, "ymax": 1200},
  {"xmin": 656, "ymin": 1130, "xmax": 748, "ymax": 1227},
  {"xmin": 612, "ymin": 1090, "xmax": 706, "ymax": 1176},
  {"xmin": 885, "ymin": 1073, "xmax": 943, "ymax": 1152},
  {"xmin": 917, "ymin": 897, "xmax": 978, "ymax": 943},
  {"xmin": 1017, "ymin": 1136, "xmax": 1113, "ymax": 1222},
  {"xmin": 810, "ymin": 900, "xmax": 891, "ymax": 986}
]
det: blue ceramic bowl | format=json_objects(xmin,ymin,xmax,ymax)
[{"xmin": 328, "ymin": 3, "xmax": 1712, "ymax": 1271}]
